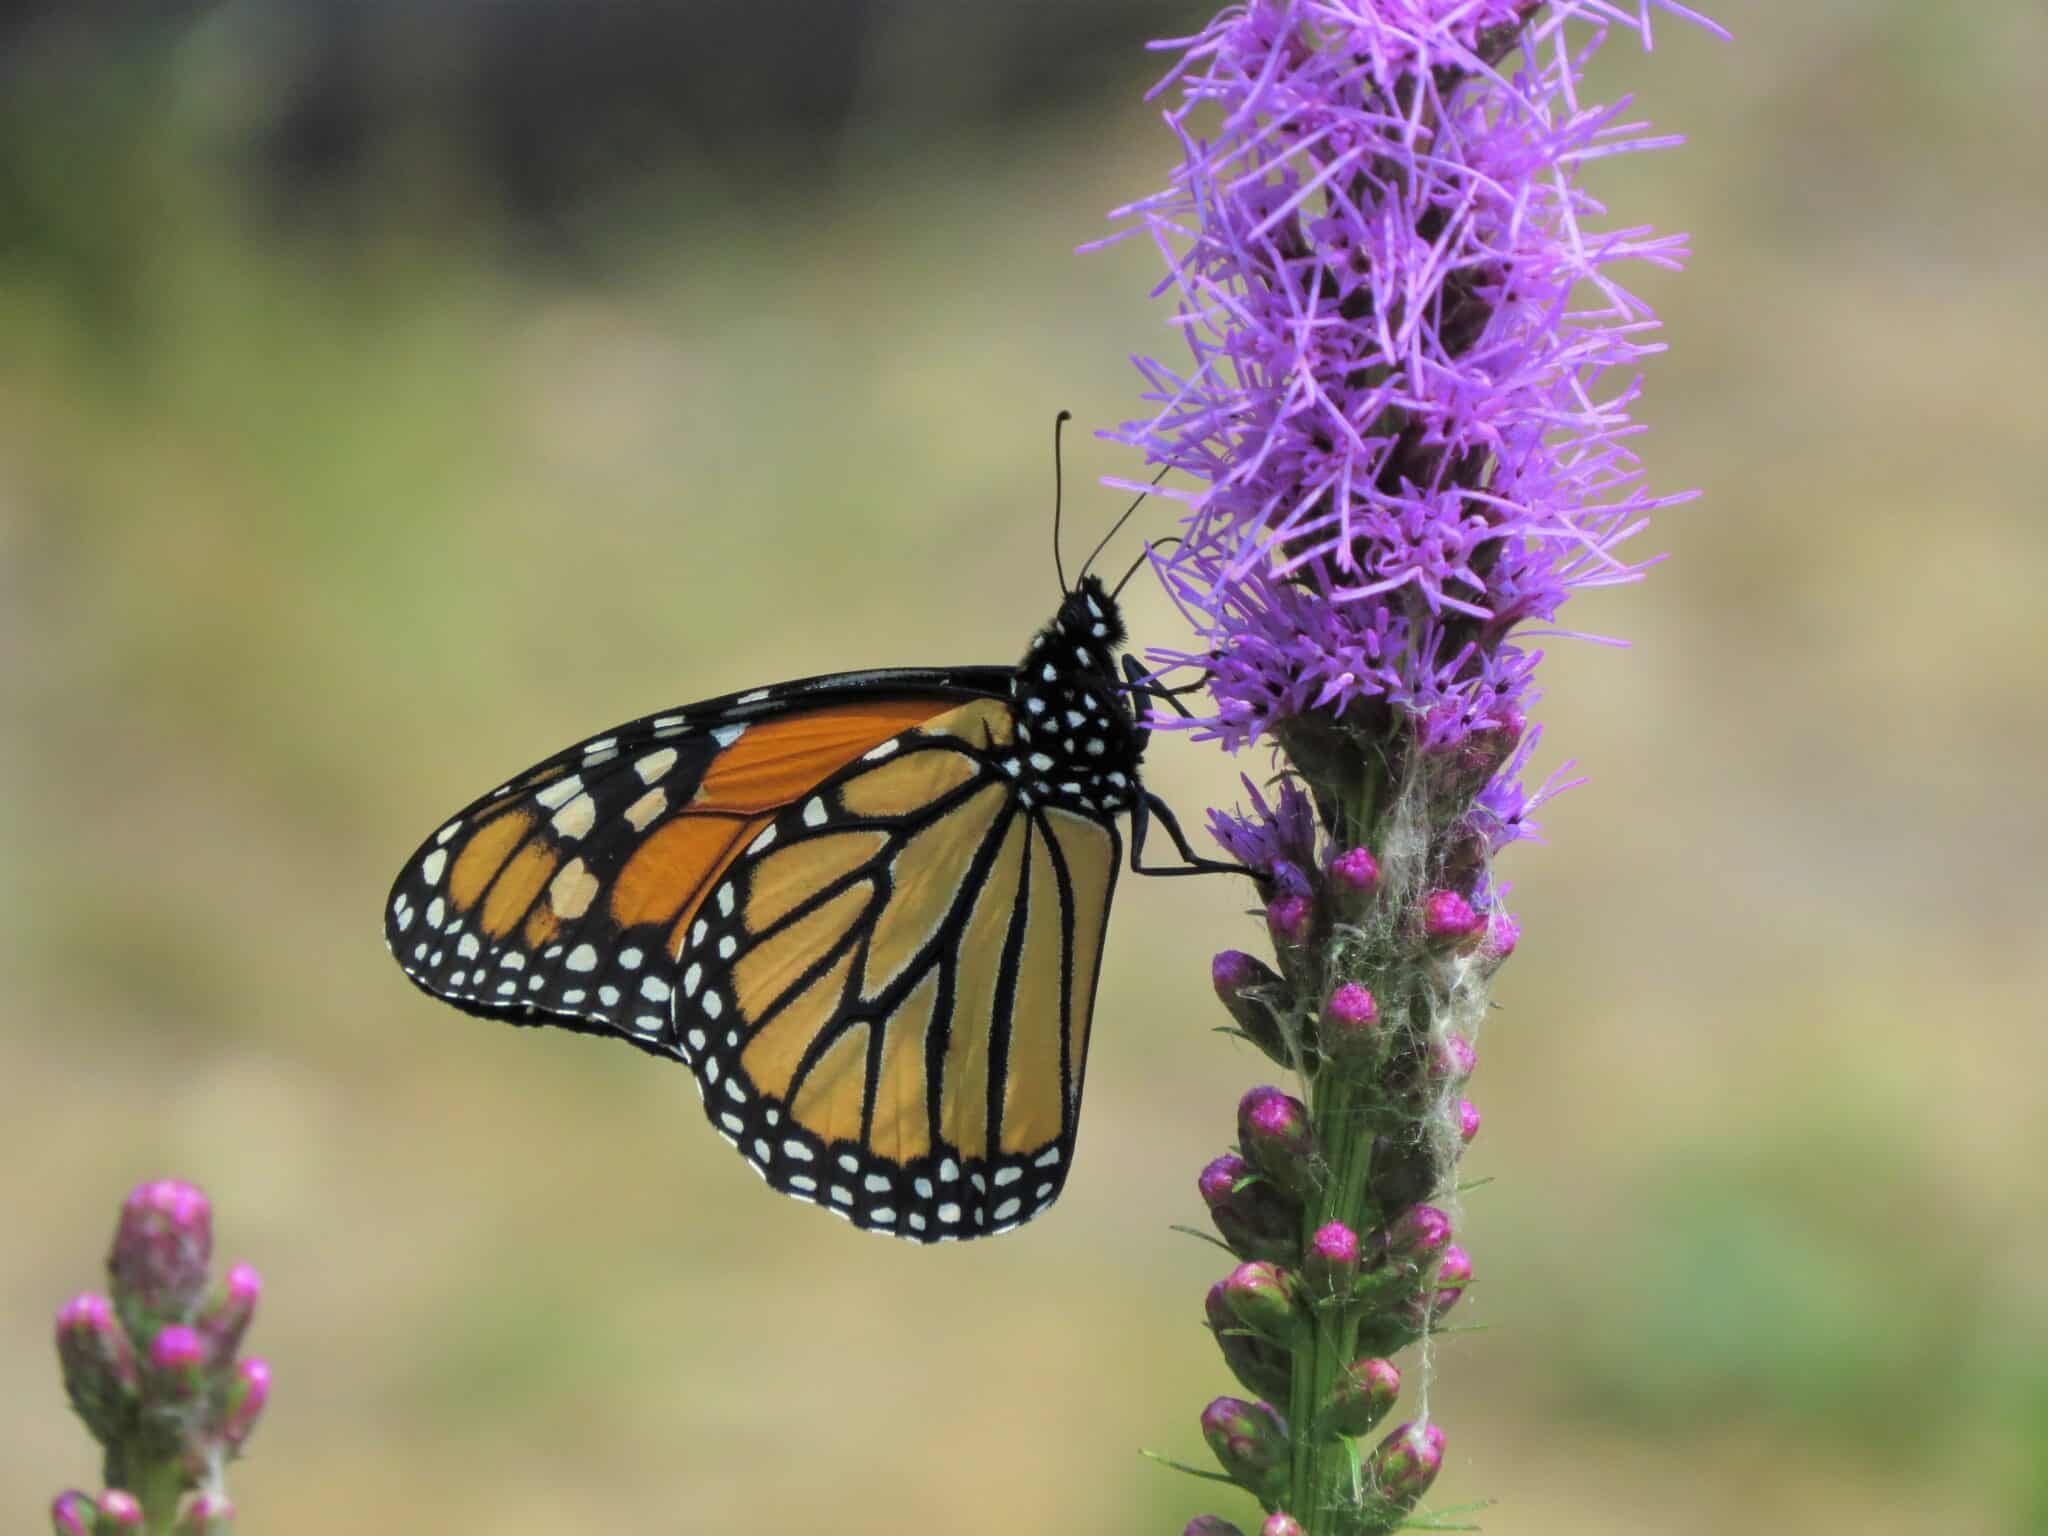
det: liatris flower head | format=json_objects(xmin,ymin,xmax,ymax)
[
  {"xmin": 1110, "ymin": 0, "xmax": 1717, "ymax": 1526},
  {"xmin": 1261, "ymin": 1514, "xmax": 1306, "ymax": 1536},
  {"xmin": 1206, "ymin": 1280, "xmax": 1294, "ymax": 1400},
  {"xmin": 52, "ymin": 1180, "xmax": 269, "ymax": 1528},
  {"xmin": 50, "ymin": 1491, "xmax": 95, "ymax": 1536}
]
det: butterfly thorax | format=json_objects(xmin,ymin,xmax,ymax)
[{"xmin": 1004, "ymin": 575, "xmax": 1141, "ymax": 817}]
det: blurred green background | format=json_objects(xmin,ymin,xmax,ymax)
[{"xmin": 4, "ymin": 1, "xmax": 2043, "ymax": 1530}]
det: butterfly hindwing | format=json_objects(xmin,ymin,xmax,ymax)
[{"xmin": 664, "ymin": 696, "xmax": 1121, "ymax": 1241}]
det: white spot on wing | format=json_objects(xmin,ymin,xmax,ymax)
[
  {"xmin": 712, "ymin": 723, "xmax": 748, "ymax": 746},
  {"xmin": 566, "ymin": 944, "xmax": 598, "ymax": 973},
  {"xmin": 635, "ymin": 748, "xmax": 678, "ymax": 783},
  {"xmin": 420, "ymin": 849, "xmax": 447, "ymax": 885},
  {"xmin": 535, "ymin": 776, "xmax": 583, "ymax": 810}
]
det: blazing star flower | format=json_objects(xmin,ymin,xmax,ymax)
[
  {"xmin": 1098, "ymin": 3, "xmax": 1717, "ymax": 1529},
  {"xmin": 48, "ymin": 1181, "xmax": 269, "ymax": 1530}
]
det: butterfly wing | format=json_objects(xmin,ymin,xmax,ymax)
[
  {"xmin": 384, "ymin": 667, "xmax": 1009, "ymax": 1047},
  {"xmin": 384, "ymin": 670, "xmax": 1121, "ymax": 1242},
  {"xmin": 673, "ymin": 696, "xmax": 1120, "ymax": 1242}
]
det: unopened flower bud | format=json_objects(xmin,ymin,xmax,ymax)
[
  {"xmin": 1368, "ymin": 1421, "xmax": 1445, "ymax": 1511},
  {"xmin": 1457, "ymin": 1100, "xmax": 1482, "ymax": 1144},
  {"xmin": 96, "ymin": 1492, "xmax": 144, "ymax": 1531},
  {"xmin": 1197, "ymin": 1153, "xmax": 1299, "ymax": 1262},
  {"xmin": 1223, "ymin": 1261, "xmax": 1300, "ymax": 1342},
  {"xmin": 1261, "ymin": 1515, "xmax": 1306, "ymax": 1536},
  {"xmin": 1320, "ymin": 1356, "xmax": 1401, "ymax": 1437},
  {"xmin": 1211, "ymin": 950, "xmax": 1291, "ymax": 1064},
  {"xmin": 1432, "ymin": 1245, "xmax": 1473, "ymax": 1317},
  {"xmin": 1320, "ymin": 982, "xmax": 1381, "ymax": 1061},
  {"xmin": 1421, "ymin": 890, "xmax": 1482, "ymax": 942},
  {"xmin": 221, "ymin": 1358, "xmax": 270, "ymax": 1448},
  {"xmin": 1266, "ymin": 859, "xmax": 1316, "ymax": 947},
  {"xmin": 1481, "ymin": 910, "xmax": 1520, "ymax": 963},
  {"xmin": 109, "ymin": 1180, "xmax": 212, "ymax": 1324},
  {"xmin": 1200, "ymin": 1397, "xmax": 1289, "ymax": 1494},
  {"xmin": 1382, "ymin": 1206, "xmax": 1453, "ymax": 1270},
  {"xmin": 1238, "ymin": 1086, "xmax": 1317, "ymax": 1200},
  {"xmin": 1205, "ymin": 1281, "xmax": 1293, "ymax": 1400},
  {"xmin": 146, "ymin": 1323, "xmax": 207, "ymax": 1402},
  {"xmin": 173, "ymin": 1492, "xmax": 235, "ymax": 1535},
  {"xmin": 1303, "ymin": 1222, "xmax": 1360, "ymax": 1296},
  {"xmin": 50, "ymin": 1492, "xmax": 94, "ymax": 1536},
  {"xmin": 1182, "ymin": 1519, "xmax": 1247, "ymax": 1536},
  {"xmin": 55, "ymin": 1293, "xmax": 138, "ymax": 1440},
  {"xmin": 1327, "ymin": 846, "xmax": 1380, "ymax": 898},
  {"xmin": 1266, "ymin": 892, "xmax": 1313, "ymax": 949},
  {"xmin": 197, "ymin": 1264, "xmax": 260, "ymax": 1365},
  {"xmin": 1432, "ymin": 1033, "xmax": 1477, "ymax": 1084}
]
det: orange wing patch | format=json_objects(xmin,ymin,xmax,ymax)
[{"xmin": 691, "ymin": 700, "xmax": 942, "ymax": 813}]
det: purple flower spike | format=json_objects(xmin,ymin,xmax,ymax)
[
  {"xmin": 1110, "ymin": 0, "xmax": 1718, "ymax": 1516},
  {"xmin": 1458, "ymin": 1100, "xmax": 1483, "ymax": 1144},
  {"xmin": 1261, "ymin": 1515, "xmax": 1306, "ymax": 1536},
  {"xmin": 1238, "ymin": 1086, "xmax": 1318, "ymax": 1199},
  {"xmin": 96, "ymin": 1491, "xmax": 145, "ymax": 1530},
  {"xmin": 1304, "ymin": 1221, "xmax": 1361, "ymax": 1296},
  {"xmin": 1422, "ymin": 891, "xmax": 1483, "ymax": 943},
  {"xmin": 1369, "ymin": 1421, "xmax": 1447, "ymax": 1511},
  {"xmin": 50, "ymin": 1491, "xmax": 95, "ymax": 1536},
  {"xmin": 109, "ymin": 1180, "xmax": 212, "ymax": 1323},
  {"xmin": 1321, "ymin": 1356, "xmax": 1402, "ymax": 1438},
  {"xmin": 1184, "ymin": 1519, "xmax": 1248, "ymax": 1536},
  {"xmin": 221, "ymin": 1358, "xmax": 270, "ymax": 1448},
  {"xmin": 172, "ymin": 1492, "xmax": 235, "ymax": 1535}
]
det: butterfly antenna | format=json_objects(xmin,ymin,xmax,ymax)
[
  {"xmin": 1052, "ymin": 410, "xmax": 1073, "ymax": 594},
  {"xmin": 1078, "ymin": 462, "xmax": 1172, "ymax": 582},
  {"xmin": 1112, "ymin": 535, "xmax": 1181, "ymax": 601}
]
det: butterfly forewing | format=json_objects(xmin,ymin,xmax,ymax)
[{"xmin": 384, "ymin": 675, "xmax": 1003, "ymax": 1044}]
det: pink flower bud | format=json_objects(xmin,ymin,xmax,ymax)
[
  {"xmin": 149, "ymin": 1324, "xmax": 204, "ymax": 1372},
  {"xmin": 1265, "ymin": 892, "xmax": 1312, "ymax": 948},
  {"xmin": 1237, "ymin": 1086, "xmax": 1317, "ymax": 1200},
  {"xmin": 1422, "ymin": 889, "xmax": 1482, "ymax": 941},
  {"xmin": 1200, "ymin": 1396, "xmax": 1289, "ymax": 1490},
  {"xmin": 1322, "ymin": 1356, "xmax": 1401, "ymax": 1437},
  {"xmin": 96, "ymin": 1491, "xmax": 145, "ymax": 1530},
  {"xmin": 109, "ymin": 1180, "xmax": 212, "ymax": 1321},
  {"xmin": 1205, "ymin": 1281, "xmax": 1292, "ymax": 1401},
  {"xmin": 1481, "ymin": 909, "xmax": 1520, "ymax": 961},
  {"xmin": 1197, "ymin": 1153, "xmax": 1298, "ymax": 1262},
  {"xmin": 222, "ymin": 1357, "xmax": 270, "ymax": 1447},
  {"xmin": 1327, "ymin": 846, "xmax": 1380, "ymax": 896},
  {"xmin": 1457, "ymin": 1099, "xmax": 1482, "ymax": 1144},
  {"xmin": 1383, "ymin": 1205, "xmax": 1453, "ymax": 1268},
  {"xmin": 173, "ymin": 1492, "xmax": 236, "ymax": 1535},
  {"xmin": 1433, "ymin": 1033, "xmax": 1477, "ymax": 1083},
  {"xmin": 50, "ymin": 1492, "xmax": 95, "ymax": 1536},
  {"xmin": 1261, "ymin": 1515, "xmax": 1306, "ymax": 1536},
  {"xmin": 55, "ymin": 1293, "xmax": 138, "ymax": 1440},
  {"xmin": 1211, "ymin": 950, "xmax": 1291, "ymax": 1063},
  {"xmin": 198, "ymin": 1263, "xmax": 260, "ymax": 1364},
  {"xmin": 1223, "ymin": 1260, "xmax": 1301, "ymax": 1342},
  {"xmin": 1304, "ymin": 1221, "xmax": 1360, "ymax": 1295},
  {"xmin": 1368, "ymin": 1421, "xmax": 1445, "ymax": 1509}
]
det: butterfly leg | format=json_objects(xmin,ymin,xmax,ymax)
[{"xmin": 1129, "ymin": 790, "xmax": 1248, "ymax": 879}]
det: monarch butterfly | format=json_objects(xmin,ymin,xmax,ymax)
[{"xmin": 385, "ymin": 457, "xmax": 1228, "ymax": 1242}]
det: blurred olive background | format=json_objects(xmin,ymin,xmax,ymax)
[{"xmin": 4, "ymin": 1, "xmax": 2043, "ymax": 1530}]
